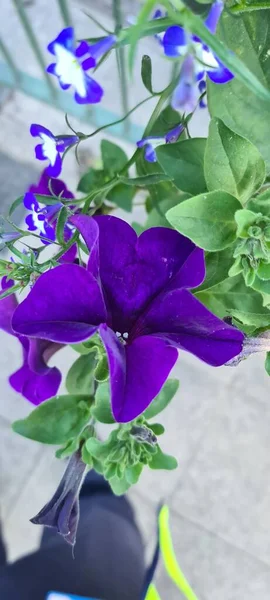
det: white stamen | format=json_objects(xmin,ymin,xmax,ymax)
[
  {"xmin": 116, "ymin": 331, "xmax": 121, "ymax": 338},
  {"xmin": 123, "ymin": 332, "xmax": 129, "ymax": 340}
]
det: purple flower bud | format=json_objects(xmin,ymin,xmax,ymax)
[{"xmin": 31, "ymin": 450, "xmax": 87, "ymax": 546}]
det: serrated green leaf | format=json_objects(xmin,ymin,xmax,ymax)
[
  {"xmin": 92, "ymin": 382, "xmax": 114, "ymax": 424},
  {"xmin": 66, "ymin": 353, "xmax": 97, "ymax": 395},
  {"xmin": 144, "ymin": 379, "xmax": 179, "ymax": 420},
  {"xmin": 205, "ymin": 119, "xmax": 265, "ymax": 204},
  {"xmin": 167, "ymin": 191, "xmax": 241, "ymax": 251},
  {"xmin": 141, "ymin": 54, "xmax": 153, "ymax": 93},
  {"xmin": 12, "ymin": 395, "xmax": 93, "ymax": 444},
  {"xmin": 156, "ymin": 139, "xmax": 207, "ymax": 196},
  {"xmin": 119, "ymin": 173, "xmax": 172, "ymax": 186},
  {"xmin": 149, "ymin": 447, "xmax": 178, "ymax": 470}
]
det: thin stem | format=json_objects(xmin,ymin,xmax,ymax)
[
  {"xmin": 230, "ymin": 1, "xmax": 270, "ymax": 12},
  {"xmin": 82, "ymin": 95, "xmax": 153, "ymax": 140},
  {"xmin": 112, "ymin": 0, "xmax": 130, "ymax": 132}
]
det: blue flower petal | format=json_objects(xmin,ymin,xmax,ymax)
[
  {"xmin": 207, "ymin": 60, "xmax": 234, "ymax": 84},
  {"xmin": 24, "ymin": 192, "xmax": 39, "ymax": 212},
  {"xmin": 205, "ymin": 0, "xmax": 224, "ymax": 34},
  {"xmin": 34, "ymin": 144, "xmax": 47, "ymax": 161},
  {"xmin": 163, "ymin": 26, "xmax": 187, "ymax": 58},
  {"xmin": 88, "ymin": 35, "xmax": 116, "ymax": 61},
  {"xmin": 25, "ymin": 214, "xmax": 37, "ymax": 232},
  {"xmin": 144, "ymin": 144, "xmax": 157, "ymax": 163},
  {"xmin": 75, "ymin": 40, "xmax": 90, "ymax": 58},
  {"xmin": 74, "ymin": 74, "xmax": 103, "ymax": 104},
  {"xmin": 45, "ymin": 153, "xmax": 62, "ymax": 178},
  {"xmin": 30, "ymin": 124, "xmax": 53, "ymax": 139},
  {"xmin": 47, "ymin": 27, "xmax": 74, "ymax": 55},
  {"xmin": 81, "ymin": 56, "xmax": 96, "ymax": 71}
]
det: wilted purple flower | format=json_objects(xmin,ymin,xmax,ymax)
[
  {"xmin": 30, "ymin": 123, "xmax": 78, "ymax": 178},
  {"xmin": 0, "ymin": 277, "xmax": 61, "ymax": 405},
  {"xmin": 31, "ymin": 450, "xmax": 87, "ymax": 546},
  {"xmin": 137, "ymin": 124, "xmax": 184, "ymax": 163},
  {"xmin": 171, "ymin": 55, "xmax": 198, "ymax": 114},
  {"xmin": 12, "ymin": 216, "xmax": 244, "ymax": 423},
  {"xmin": 47, "ymin": 27, "xmax": 104, "ymax": 104}
]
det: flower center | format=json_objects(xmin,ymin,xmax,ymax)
[{"xmin": 115, "ymin": 331, "xmax": 129, "ymax": 345}]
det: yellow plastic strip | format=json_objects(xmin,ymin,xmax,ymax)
[
  {"xmin": 158, "ymin": 505, "xmax": 199, "ymax": 600},
  {"xmin": 145, "ymin": 583, "xmax": 162, "ymax": 600}
]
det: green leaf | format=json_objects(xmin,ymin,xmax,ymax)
[
  {"xmin": 195, "ymin": 246, "xmax": 235, "ymax": 292},
  {"xmin": 101, "ymin": 139, "xmax": 128, "ymax": 175},
  {"xmin": 208, "ymin": 9, "xmax": 270, "ymax": 172},
  {"xmin": 77, "ymin": 168, "xmax": 107, "ymax": 194},
  {"xmin": 106, "ymin": 183, "xmax": 135, "ymax": 212},
  {"xmin": 81, "ymin": 442, "xmax": 94, "ymax": 467},
  {"xmin": 91, "ymin": 382, "xmax": 114, "ymax": 424},
  {"xmin": 70, "ymin": 342, "xmax": 95, "ymax": 355},
  {"xmin": 247, "ymin": 190, "xmax": 270, "ymax": 217},
  {"xmin": 94, "ymin": 355, "xmax": 109, "ymax": 383},
  {"xmin": 127, "ymin": 0, "xmax": 157, "ymax": 73},
  {"xmin": 166, "ymin": 191, "xmax": 241, "ymax": 251},
  {"xmin": 119, "ymin": 173, "xmax": 172, "ymax": 186},
  {"xmin": 56, "ymin": 206, "xmax": 68, "ymax": 245},
  {"xmin": 265, "ymin": 352, "xmax": 270, "ymax": 375},
  {"xmin": 156, "ymin": 139, "xmax": 207, "ymax": 196},
  {"xmin": 196, "ymin": 274, "xmax": 270, "ymax": 325},
  {"xmin": 144, "ymin": 379, "xmax": 179, "ymax": 420},
  {"xmin": 148, "ymin": 423, "xmax": 165, "ymax": 436},
  {"xmin": 109, "ymin": 475, "xmax": 131, "ymax": 495},
  {"xmin": 55, "ymin": 437, "xmax": 80, "ymax": 459},
  {"xmin": 12, "ymin": 395, "xmax": 93, "ymax": 444},
  {"xmin": 234, "ymin": 209, "xmax": 258, "ymax": 238},
  {"xmin": 125, "ymin": 463, "xmax": 143, "ymax": 485},
  {"xmin": 141, "ymin": 54, "xmax": 153, "ymax": 93},
  {"xmin": 85, "ymin": 437, "xmax": 110, "ymax": 460},
  {"xmin": 149, "ymin": 447, "xmax": 178, "ymax": 470},
  {"xmin": 66, "ymin": 353, "xmax": 97, "ymax": 395},
  {"xmin": 205, "ymin": 118, "xmax": 265, "ymax": 204},
  {"xmin": 145, "ymin": 194, "xmax": 189, "ymax": 229}
]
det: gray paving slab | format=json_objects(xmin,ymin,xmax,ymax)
[
  {"xmin": 171, "ymin": 386, "xmax": 270, "ymax": 566},
  {"xmin": 155, "ymin": 510, "xmax": 270, "ymax": 600}
]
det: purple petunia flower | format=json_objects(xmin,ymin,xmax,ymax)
[
  {"xmin": 162, "ymin": 1, "xmax": 234, "ymax": 86},
  {"xmin": 0, "ymin": 277, "xmax": 61, "ymax": 405},
  {"xmin": 12, "ymin": 216, "xmax": 244, "ymax": 423},
  {"xmin": 31, "ymin": 449, "xmax": 87, "ymax": 546},
  {"xmin": 30, "ymin": 123, "xmax": 78, "ymax": 178},
  {"xmin": 47, "ymin": 27, "xmax": 107, "ymax": 104},
  {"xmin": 137, "ymin": 124, "xmax": 184, "ymax": 163}
]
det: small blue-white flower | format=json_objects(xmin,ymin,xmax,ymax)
[
  {"xmin": 23, "ymin": 192, "xmax": 56, "ymax": 244},
  {"xmin": 30, "ymin": 124, "xmax": 78, "ymax": 178},
  {"xmin": 137, "ymin": 124, "xmax": 184, "ymax": 163},
  {"xmin": 47, "ymin": 28, "xmax": 114, "ymax": 104},
  {"xmin": 171, "ymin": 55, "xmax": 198, "ymax": 114},
  {"xmin": 162, "ymin": 1, "xmax": 234, "ymax": 85}
]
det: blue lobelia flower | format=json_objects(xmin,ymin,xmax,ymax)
[
  {"xmin": 23, "ymin": 192, "xmax": 57, "ymax": 244},
  {"xmin": 47, "ymin": 28, "xmax": 114, "ymax": 104},
  {"xmin": 30, "ymin": 123, "xmax": 78, "ymax": 178},
  {"xmin": 171, "ymin": 55, "xmax": 198, "ymax": 114},
  {"xmin": 12, "ymin": 215, "xmax": 244, "ymax": 423},
  {"xmin": 162, "ymin": 1, "xmax": 234, "ymax": 85},
  {"xmin": 137, "ymin": 123, "xmax": 184, "ymax": 163}
]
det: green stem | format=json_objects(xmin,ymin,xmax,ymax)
[
  {"xmin": 82, "ymin": 95, "xmax": 153, "ymax": 140},
  {"xmin": 230, "ymin": 1, "xmax": 270, "ymax": 12},
  {"xmin": 112, "ymin": 0, "xmax": 130, "ymax": 132}
]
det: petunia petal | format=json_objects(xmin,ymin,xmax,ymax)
[
  {"xmin": 12, "ymin": 263, "xmax": 107, "ymax": 343},
  {"xmin": 99, "ymin": 324, "xmax": 178, "ymax": 422},
  {"xmin": 70, "ymin": 214, "xmax": 99, "ymax": 278},
  {"xmin": 74, "ymin": 74, "xmax": 103, "ymax": 104},
  {"xmin": 0, "ymin": 279, "xmax": 18, "ymax": 334},
  {"xmin": 9, "ymin": 363, "xmax": 61, "ymax": 406},
  {"xmin": 137, "ymin": 288, "xmax": 244, "ymax": 367},
  {"xmin": 73, "ymin": 215, "xmax": 198, "ymax": 333},
  {"xmin": 163, "ymin": 25, "xmax": 187, "ymax": 57}
]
